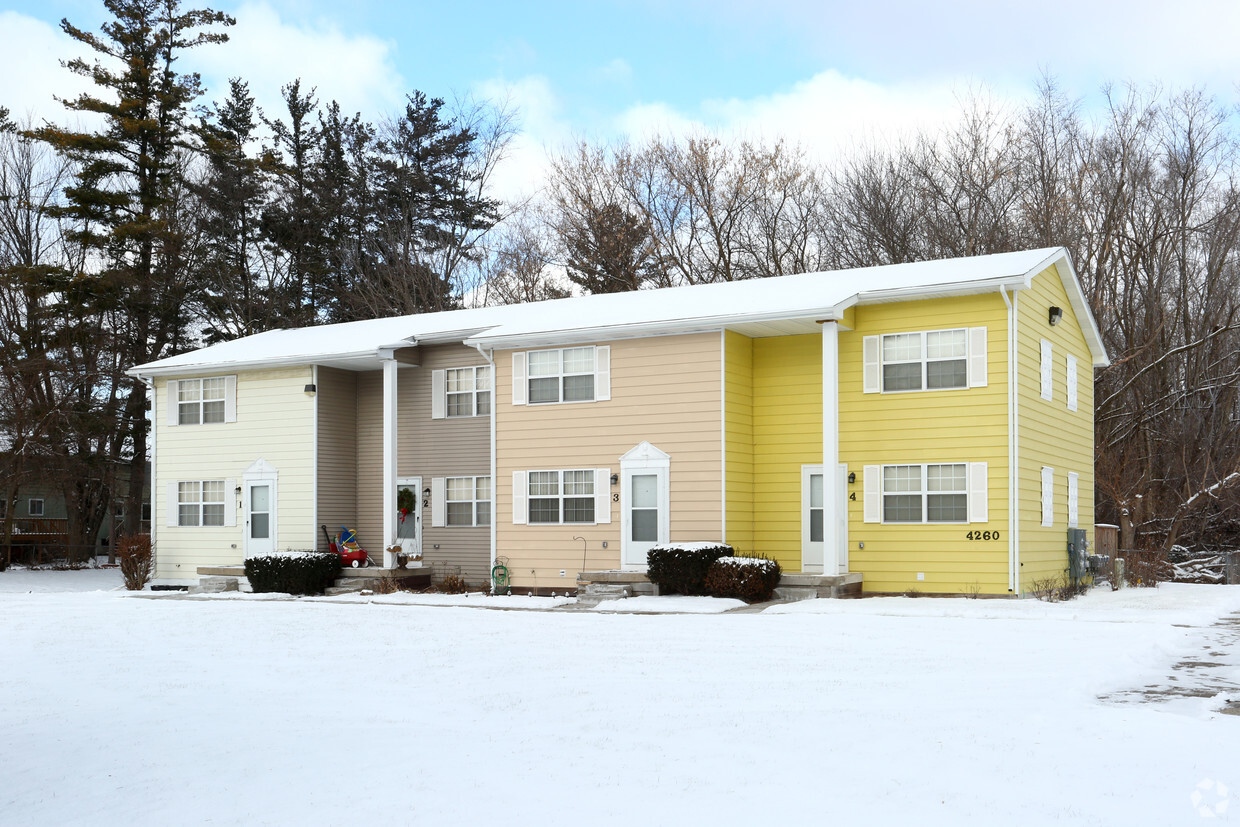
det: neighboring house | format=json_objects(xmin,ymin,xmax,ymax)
[{"xmin": 129, "ymin": 247, "xmax": 1106, "ymax": 595}]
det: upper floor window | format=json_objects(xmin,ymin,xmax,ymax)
[
  {"xmin": 863, "ymin": 328, "xmax": 986, "ymax": 394},
  {"xmin": 167, "ymin": 376, "xmax": 236, "ymax": 426},
  {"xmin": 28, "ymin": 498, "xmax": 44, "ymax": 517},
  {"xmin": 447, "ymin": 366, "xmax": 491, "ymax": 417},
  {"xmin": 511, "ymin": 347, "xmax": 611, "ymax": 406}
]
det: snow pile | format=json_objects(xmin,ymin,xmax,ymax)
[
  {"xmin": 649, "ymin": 541, "xmax": 729, "ymax": 552},
  {"xmin": 713, "ymin": 555, "xmax": 778, "ymax": 570}
]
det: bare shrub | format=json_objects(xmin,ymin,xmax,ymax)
[{"xmin": 117, "ymin": 535, "xmax": 152, "ymax": 591}]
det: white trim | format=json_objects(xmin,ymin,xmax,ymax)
[
  {"xmin": 968, "ymin": 462, "xmax": 988, "ymax": 523},
  {"xmin": 1066, "ymin": 353, "xmax": 1078, "ymax": 412},
  {"xmin": 224, "ymin": 478, "xmax": 237, "ymax": 527},
  {"xmin": 1041, "ymin": 466, "xmax": 1054, "ymax": 528},
  {"xmin": 720, "ymin": 330, "xmax": 727, "ymax": 544},
  {"xmin": 241, "ymin": 462, "xmax": 279, "ymax": 558},
  {"xmin": 968, "ymin": 327, "xmax": 988, "ymax": 387},
  {"xmin": 594, "ymin": 468, "xmax": 612, "ymax": 525},
  {"xmin": 431, "ymin": 476, "xmax": 446, "ymax": 527},
  {"xmin": 1067, "ymin": 471, "xmax": 1079, "ymax": 528},
  {"xmin": 862, "ymin": 335, "xmax": 880, "ymax": 394},
  {"xmin": 431, "ymin": 369, "xmax": 446, "ymax": 419},
  {"xmin": 524, "ymin": 345, "xmax": 602, "ymax": 405},
  {"xmin": 821, "ymin": 321, "xmax": 842, "ymax": 573},
  {"xmin": 1040, "ymin": 338, "xmax": 1053, "ymax": 401},
  {"xmin": 311, "ymin": 365, "xmax": 318, "ymax": 549},
  {"xmin": 524, "ymin": 468, "xmax": 602, "ymax": 525},
  {"xmin": 877, "ymin": 463, "xmax": 971, "ymax": 524},
  {"xmin": 863, "ymin": 465, "xmax": 881, "ymax": 524},
  {"xmin": 223, "ymin": 374, "xmax": 237, "ymax": 423},
  {"xmin": 382, "ymin": 359, "xmax": 398, "ymax": 551},
  {"xmin": 166, "ymin": 380, "xmax": 178, "ymax": 427},
  {"xmin": 595, "ymin": 346, "xmax": 611, "ymax": 401},
  {"xmin": 511, "ymin": 351, "xmax": 527, "ymax": 406},
  {"xmin": 875, "ymin": 328, "xmax": 972, "ymax": 394},
  {"xmin": 1001, "ymin": 286, "xmax": 1017, "ymax": 593},
  {"xmin": 620, "ymin": 444, "xmax": 671, "ymax": 570},
  {"xmin": 512, "ymin": 471, "xmax": 527, "ymax": 525}
]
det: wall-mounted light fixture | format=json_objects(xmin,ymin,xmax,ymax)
[
  {"xmin": 847, "ymin": 472, "xmax": 856, "ymax": 484},
  {"xmin": 610, "ymin": 474, "xmax": 619, "ymax": 485},
  {"xmin": 303, "ymin": 383, "xmax": 317, "ymax": 395},
  {"xmin": 422, "ymin": 487, "xmax": 431, "ymax": 497},
  {"xmin": 1048, "ymin": 306, "xmax": 1063, "ymax": 326}
]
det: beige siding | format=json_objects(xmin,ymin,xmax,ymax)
[
  {"xmin": 496, "ymin": 333, "xmax": 724, "ymax": 590},
  {"xmin": 153, "ymin": 367, "xmax": 315, "ymax": 580},
  {"xmin": 355, "ymin": 344, "xmax": 492, "ymax": 583},
  {"xmin": 1016, "ymin": 264, "xmax": 1096, "ymax": 592},
  {"xmin": 316, "ymin": 367, "xmax": 358, "ymax": 551}
]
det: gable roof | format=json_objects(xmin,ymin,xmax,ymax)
[{"xmin": 129, "ymin": 246, "xmax": 1108, "ymax": 376}]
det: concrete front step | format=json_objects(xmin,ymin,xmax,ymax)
[{"xmin": 578, "ymin": 569, "xmax": 864, "ymax": 600}]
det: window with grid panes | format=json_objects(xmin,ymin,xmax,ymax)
[
  {"xmin": 528, "ymin": 347, "xmax": 595, "ymax": 404},
  {"xmin": 882, "ymin": 464, "xmax": 967, "ymax": 523},
  {"xmin": 446, "ymin": 366, "xmax": 491, "ymax": 417},
  {"xmin": 527, "ymin": 470, "xmax": 594, "ymax": 523},
  {"xmin": 446, "ymin": 476, "xmax": 491, "ymax": 526},
  {"xmin": 881, "ymin": 330, "xmax": 967, "ymax": 392},
  {"xmin": 178, "ymin": 480, "xmax": 226, "ymax": 526},
  {"xmin": 178, "ymin": 377, "xmax": 226, "ymax": 425}
]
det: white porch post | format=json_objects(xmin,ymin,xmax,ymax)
[
  {"xmin": 822, "ymin": 321, "xmax": 842, "ymax": 574},
  {"xmin": 382, "ymin": 357, "xmax": 399, "ymax": 568}
]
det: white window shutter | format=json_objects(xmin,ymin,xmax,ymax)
[
  {"xmin": 862, "ymin": 336, "xmax": 880, "ymax": 394},
  {"xmin": 968, "ymin": 463, "xmax": 988, "ymax": 523},
  {"xmin": 1067, "ymin": 472, "xmax": 1079, "ymax": 528},
  {"xmin": 595, "ymin": 346, "xmax": 611, "ymax": 402},
  {"xmin": 968, "ymin": 327, "xmax": 988, "ymax": 388},
  {"xmin": 1040, "ymin": 339, "xmax": 1053, "ymax": 401},
  {"xmin": 512, "ymin": 352, "xmax": 527, "ymax": 405},
  {"xmin": 1041, "ymin": 466, "xmax": 1054, "ymax": 527},
  {"xmin": 224, "ymin": 478, "xmax": 237, "ymax": 527},
  {"xmin": 224, "ymin": 375, "xmax": 237, "ymax": 422},
  {"xmin": 431, "ymin": 477, "xmax": 446, "ymax": 527},
  {"xmin": 594, "ymin": 468, "xmax": 611, "ymax": 524},
  {"xmin": 863, "ymin": 465, "xmax": 881, "ymax": 523},
  {"xmin": 1066, "ymin": 354, "xmax": 1078, "ymax": 412},
  {"xmin": 166, "ymin": 381, "xmax": 178, "ymax": 427},
  {"xmin": 431, "ymin": 370, "xmax": 446, "ymax": 419},
  {"xmin": 512, "ymin": 471, "xmax": 527, "ymax": 524},
  {"xmin": 166, "ymin": 481, "xmax": 178, "ymax": 527}
]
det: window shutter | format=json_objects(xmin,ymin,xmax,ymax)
[
  {"xmin": 224, "ymin": 479, "xmax": 237, "ymax": 527},
  {"xmin": 166, "ymin": 381, "xmax": 178, "ymax": 427},
  {"xmin": 862, "ymin": 336, "xmax": 880, "ymax": 394},
  {"xmin": 431, "ymin": 477, "xmax": 446, "ymax": 527},
  {"xmin": 1066, "ymin": 354, "xmax": 1078, "ymax": 412},
  {"xmin": 595, "ymin": 346, "xmax": 611, "ymax": 402},
  {"xmin": 968, "ymin": 463, "xmax": 988, "ymax": 523},
  {"xmin": 512, "ymin": 352, "xmax": 527, "ymax": 405},
  {"xmin": 224, "ymin": 375, "xmax": 237, "ymax": 422},
  {"xmin": 166, "ymin": 481, "xmax": 178, "ymax": 527},
  {"xmin": 1040, "ymin": 339, "xmax": 1053, "ymax": 401},
  {"xmin": 968, "ymin": 327, "xmax": 988, "ymax": 388},
  {"xmin": 1067, "ymin": 471, "xmax": 1079, "ymax": 528},
  {"xmin": 512, "ymin": 471, "xmax": 527, "ymax": 524},
  {"xmin": 594, "ymin": 468, "xmax": 611, "ymax": 524},
  {"xmin": 863, "ymin": 465, "xmax": 881, "ymax": 523},
  {"xmin": 1041, "ymin": 466, "xmax": 1054, "ymax": 527},
  {"xmin": 431, "ymin": 370, "xmax": 446, "ymax": 419}
]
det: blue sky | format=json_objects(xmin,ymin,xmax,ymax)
[{"xmin": 4, "ymin": 0, "xmax": 1240, "ymax": 197}]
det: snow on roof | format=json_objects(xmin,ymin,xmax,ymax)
[{"xmin": 131, "ymin": 247, "xmax": 1103, "ymax": 375}]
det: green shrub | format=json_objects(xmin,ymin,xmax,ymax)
[
  {"xmin": 244, "ymin": 551, "xmax": 340, "ymax": 595},
  {"xmin": 646, "ymin": 543, "xmax": 733, "ymax": 595},
  {"xmin": 704, "ymin": 555, "xmax": 782, "ymax": 602}
]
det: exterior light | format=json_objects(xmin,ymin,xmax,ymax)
[
  {"xmin": 1048, "ymin": 306, "xmax": 1063, "ymax": 326},
  {"xmin": 304, "ymin": 383, "xmax": 317, "ymax": 395}
]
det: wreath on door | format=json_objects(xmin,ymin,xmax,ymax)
[{"xmin": 397, "ymin": 487, "xmax": 416, "ymax": 522}]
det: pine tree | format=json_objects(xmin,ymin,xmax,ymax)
[{"xmin": 564, "ymin": 203, "xmax": 662, "ymax": 293}]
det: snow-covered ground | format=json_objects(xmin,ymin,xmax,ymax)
[{"xmin": 2, "ymin": 571, "xmax": 1238, "ymax": 825}]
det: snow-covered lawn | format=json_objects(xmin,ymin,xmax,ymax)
[{"xmin": 2, "ymin": 573, "xmax": 1238, "ymax": 826}]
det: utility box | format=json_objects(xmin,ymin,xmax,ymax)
[{"xmin": 1067, "ymin": 528, "xmax": 1088, "ymax": 580}]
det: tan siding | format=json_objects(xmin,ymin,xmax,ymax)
[
  {"xmin": 316, "ymin": 367, "xmax": 358, "ymax": 551},
  {"xmin": 153, "ymin": 367, "xmax": 315, "ymax": 580},
  {"xmin": 496, "ymin": 333, "xmax": 724, "ymax": 589},
  {"xmin": 1017, "ymin": 264, "xmax": 1096, "ymax": 592},
  {"xmin": 355, "ymin": 345, "xmax": 492, "ymax": 584}
]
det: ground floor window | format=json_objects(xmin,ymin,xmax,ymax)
[
  {"xmin": 882, "ymin": 463, "xmax": 967, "ymax": 523},
  {"xmin": 529, "ymin": 470, "xmax": 594, "ymax": 524},
  {"xmin": 28, "ymin": 498, "xmax": 44, "ymax": 517},
  {"xmin": 178, "ymin": 480, "xmax": 226, "ymax": 527},
  {"xmin": 446, "ymin": 476, "xmax": 491, "ymax": 527}
]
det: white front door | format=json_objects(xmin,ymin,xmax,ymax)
[
  {"xmin": 802, "ymin": 465, "xmax": 824, "ymax": 573},
  {"xmin": 245, "ymin": 479, "xmax": 275, "ymax": 557},
  {"xmin": 622, "ymin": 468, "xmax": 668, "ymax": 568},
  {"xmin": 396, "ymin": 477, "xmax": 422, "ymax": 561}
]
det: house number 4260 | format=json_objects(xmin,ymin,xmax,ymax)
[{"xmin": 965, "ymin": 531, "xmax": 1000, "ymax": 541}]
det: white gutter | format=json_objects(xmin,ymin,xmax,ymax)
[
  {"xmin": 472, "ymin": 342, "xmax": 497, "ymax": 591},
  {"xmin": 719, "ymin": 330, "xmax": 727, "ymax": 545},
  {"xmin": 1000, "ymin": 287, "xmax": 1017, "ymax": 593}
]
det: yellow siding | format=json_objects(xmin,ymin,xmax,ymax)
[
  {"xmin": 1016, "ymin": 264, "xmax": 1096, "ymax": 592},
  {"xmin": 723, "ymin": 330, "xmax": 754, "ymax": 553},
  {"xmin": 153, "ymin": 367, "xmax": 316, "ymax": 580},
  {"xmin": 840, "ymin": 293, "xmax": 1011, "ymax": 594},
  {"xmin": 495, "ymin": 333, "xmax": 723, "ymax": 590},
  {"xmin": 750, "ymin": 335, "xmax": 822, "ymax": 571}
]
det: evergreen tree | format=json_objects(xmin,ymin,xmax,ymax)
[{"xmin": 564, "ymin": 203, "xmax": 662, "ymax": 293}]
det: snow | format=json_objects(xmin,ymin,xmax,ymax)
[
  {"xmin": 0, "ymin": 565, "xmax": 122, "ymax": 593},
  {"xmin": 589, "ymin": 595, "xmax": 747, "ymax": 613},
  {"xmin": 130, "ymin": 247, "xmax": 1066, "ymax": 374},
  {"xmin": 714, "ymin": 555, "xmax": 778, "ymax": 569},
  {"xmin": 3, "ymin": 574, "xmax": 1238, "ymax": 825}
]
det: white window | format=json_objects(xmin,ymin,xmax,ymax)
[
  {"xmin": 445, "ymin": 476, "xmax": 491, "ymax": 527},
  {"xmin": 1040, "ymin": 339, "xmax": 1053, "ymax": 401},
  {"xmin": 1067, "ymin": 471, "xmax": 1079, "ymax": 528},
  {"xmin": 436, "ymin": 366, "xmax": 491, "ymax": 418},
  {"xmin": 512, "ymin": 346, "xmax": 610, "ymax": 405},
  {"xmin": 880, "ymin": 464, "xmax": 968, "ymax": 523},
  {"xmin": 528, "ymin": 470, "xmax": 595, "ymax": 524},
  {"xmin": 178, "ymin": 481, "xmax": 226, "ymax": 527},
  {"xmin": 168, "ymin": 376, "xmax": 235, "ymax": 426},
  {"xmin": 1066, "ymin": 354, "xmax": 1078, "ymax": 412},
  {"xmin": 863, "ymin": 328, "xmax": 986, "ymax": 393},
  {"xmin": 28, "ymin": 498, "xmax": 44, "ymax": 517},
  {"xmin": 1041, "ymin": 466, "xmax": 1054, "ymax": 527}
]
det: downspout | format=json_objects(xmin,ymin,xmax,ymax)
[
  {"xmin": 142, "ymin": 375, "xmax": 157, "ymax": 581},
  {"xmin": 472, "ymin": 342, "xmax": 497, "ymax": 587},
  {"xmin": 1000, "ymin": 286, "xmax": 1019, "ymax": 594},
  {"xmin": 311, "ymin": 365, "xmax": 318, "ymax": 551}
]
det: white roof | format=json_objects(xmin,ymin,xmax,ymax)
[{"xmin": 130, "ymin": 246, "xmax": 1107, "ymax": 375}]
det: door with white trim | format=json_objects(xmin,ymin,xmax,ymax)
[
  {"xmin": 620, "ymin": 442, "xmax": 671, "ymax": 569},
  {"xmin": 396, "ymin": 477, "xmax": 422, "ymax": 560},
  {"xmin": 245, "ymin": 479, "xmax": 275, "ymax": 557},
  {"xmin": 801, "ymin": 465, "xmax": 824, "ymax": 573}
]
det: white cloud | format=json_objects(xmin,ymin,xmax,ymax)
[
  {"xmin": 190, "ymin": 2, "xmax": 406, "ymax": 122},
  {"xmin": 0, "ymin": 12, "xmax": 99, "ymax": 127},
  {"xmin": 474, "ymin": 74, "xmax": 575, "ymax": 204}
]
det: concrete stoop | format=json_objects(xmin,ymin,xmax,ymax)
[
  {"xmin": 576, "ymin": 569, "xmax": 864, "ymax": 604},
  {"xmin": 194, "ymin": 564, "xmax": 432, "ymax": 595},
  {"xmin": 774, "ymin": 572, "xmax": 865, "ymax": 601}
]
